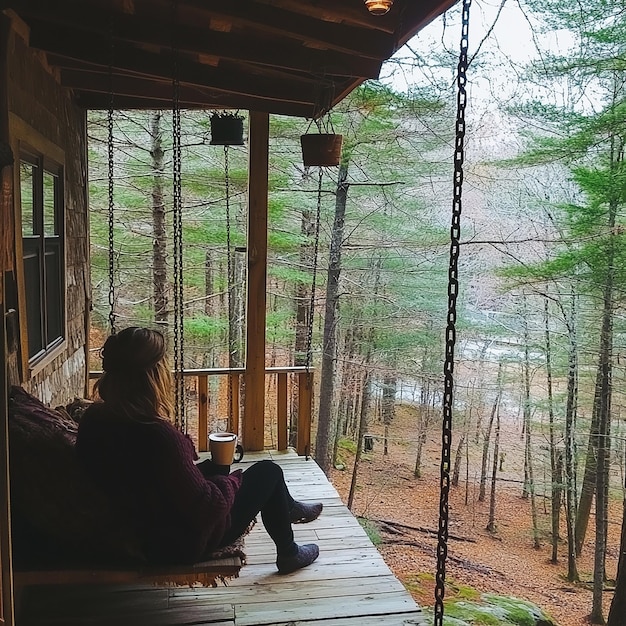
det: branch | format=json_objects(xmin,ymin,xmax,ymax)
[{"xmin": 372, "ymin": 517, "xmax": 477, "ymax": 543}]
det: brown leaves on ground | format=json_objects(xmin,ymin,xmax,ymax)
[{"xmin": 329, "ymin": 405, "xmax": 621, "ymax": 626}]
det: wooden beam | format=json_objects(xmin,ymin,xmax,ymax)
[
  {"xmin": 46, "ymin": 50, "xmax": 321, "ymax": 92},
  {"xmin": 174, "ymin": 0, "xmax": 395, "ymax": 59},
  {"xmin": 59, "ymin": 67, "xmax": 316, "ymax": 108},
  {"xmin": 74, "ymin": 93, "xmax": 317, "ymax": 119},
  {"xmin": 243, "ymin": 111, "xmax": 269, "ymax": 452},
  {"xmin": 32, "ymin": 29, "xmax": 320, "ymax": 104},
  {"xmin": 19, "ymin": 4, "xmax": 383, "ymax": 78}
]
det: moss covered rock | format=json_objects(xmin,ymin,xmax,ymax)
[{"xmin": 422, "ymin": 593, "xmax": 557, "ymax": 625}]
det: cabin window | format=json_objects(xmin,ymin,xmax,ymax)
[{"xmin": 20, "ymin": 150, "xmax": 65, "ymax": 362}]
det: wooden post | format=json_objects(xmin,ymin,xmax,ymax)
[
  {"xmin": 0, "ymin": 13, "xmax": 16, "ymax": 624},
  {"xmin": 228, "ymin": 372, "xmax": 239, "ymax": 436},
  {"xmin": 243, "ymin": 111, "xmax": 269, "ymax": 451},
  {"xmin": 197, "ymin": 374, "xmax": 208, "ymax": 452},
  {"xmin": 297, "ymin": 371, "xmax": 313, "ymax": 457},
  {"xmin": 277, "ymin": 372, "xmax": 288, "ymax": 451}
]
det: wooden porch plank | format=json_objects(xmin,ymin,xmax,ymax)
[
  {"xmin": 169, "ymin": 575, "xmax": 406, "ymax": 605},
  {"xmin": 235, "ymin": 591, "xmax": 420, "ymax": 626},
  {"xmin": 17, "ymin": 454, "xmax": 426, "ymax": 626}
]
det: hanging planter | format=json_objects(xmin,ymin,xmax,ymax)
[
  {"xmin": 300, "ymin": 133, "xmax": 343, "ymax": 167},
  {"xmin": 210, "ymin": 112, "xmax": 245, "ymax": 146}
]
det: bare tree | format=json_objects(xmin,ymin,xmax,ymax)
[
  {"xmin": 150, "ymin": 111, "xmax": 168, "ymax": 324},
  {"xmin": 486, "ymin": 406, "xmax": 500, "ymax": 533},
  {"xmin": 315, "ymin": 161, "xmax": 349, "ymax": 474}
]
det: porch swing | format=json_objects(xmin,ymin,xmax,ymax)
[{"xmin": 10, "ymin": 3, "xmax": 246, "ymax": 590}]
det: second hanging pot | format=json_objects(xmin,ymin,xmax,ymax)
[{"xmin": 300, "ymin": 133, "xmax": 343, "ymax": 167}]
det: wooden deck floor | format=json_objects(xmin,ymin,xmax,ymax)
[{"xmin": 18, "ymin": 451, "xmax": 428, "ymax": 626}]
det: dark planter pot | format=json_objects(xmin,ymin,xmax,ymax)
[
  {"xmin": 210, "ymin": 114, "xmax": 245, "ymax": 146},
  {"xmin": 300, "ymin": 133, "xmax": 343, "ymax": 167}
]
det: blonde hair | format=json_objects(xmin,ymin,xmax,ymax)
[{"xmin": 93, "ymin": 327, "xmax": 174, "ymax": 421}]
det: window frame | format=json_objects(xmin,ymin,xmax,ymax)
[{"xmin": 10, "ymin": 117, "xmax": 67, "ymax": 376}]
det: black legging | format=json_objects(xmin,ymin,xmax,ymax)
[{"xmin": 198, "ymin": 459, "xmax": 297, "ymax": 557}]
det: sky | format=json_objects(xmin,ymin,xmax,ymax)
[{"xmin": 382, "ymin": 0, "xmax": 577, "ymax": 107}]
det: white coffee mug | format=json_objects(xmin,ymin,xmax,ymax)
[{"xmin": 209, "ymin": 432, "xmax": 244, "ymax": 465}]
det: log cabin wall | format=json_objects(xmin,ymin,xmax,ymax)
[{"xmin": 5, "ymin": 16, "xmax": 89, "ymax": 406}]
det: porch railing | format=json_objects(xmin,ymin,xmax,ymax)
[{"xmin": 89, "ymin": 366, "xmax": 313, "ymax": 456}]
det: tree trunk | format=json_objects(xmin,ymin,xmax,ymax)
[
  {"xmin": 150, "ymin": 111, "xmax": 168, "ymax": 324},
  {"xmin": 348, "ymin": 370, "xmax": 371, "ymax": 511},
  {"xmin": 479, "ymin": 367, "xmax": 501, "ymax": 502},
  {"xmin": 564, "ymin": 290, "xmax": 580, "ymax": 583},
  {"xmin": 452, "ymin": 434, "xmax": 465, "ymax": 488},
  {"xmin": 453, "ymin": 397, "xmax": 472, "ymax": 488},
  {"xmin": 204, "ymin": 249, "xmax": 213, "ymax": 316},
  {"xmin": 337, "ymin": 324, "xmax": 356, "ymax": 433},
  {"xmin": 414, "ymin": 420, "xmax": 427, "ymax": 478},
  {"xmin": 414, "ymin": 377, "xmax": 435, "ymax": 478},
  {"xmin": 552, "ymin": 451, "xmax": 564, "ymax": 562},
  {"xmin": 544, "ymin": 297, "xmax": 561, "ymax": 563},
  {"xmin": 607, "ymin": 497, "xmax": 626, "ymax": 625},
  {"xmin": 522, "ymin": 308, "xmax": 541, "ymax": 549},
  {"xmin": 381, "ymin": 375, "xmax": 396, "ymax": 426},
  {"xmin": 315, "ymin": 161, "xmax": 349, "ymax": 474},
  {"xmin": 591, "ymin": 132, "xmax": 620, "ymax": 623},
  {"xmin": 486, "ymin": 408, "xmax": 500, "ymax": 533},
  {"xmin": 576, "ymin": 372, "xmax": 601, "ymax": 555}
]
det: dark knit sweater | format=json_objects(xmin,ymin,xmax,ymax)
[{"xmin": 75, "ymin": 403, "xmax": 242, "ymax": 564}]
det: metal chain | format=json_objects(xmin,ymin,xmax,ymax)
[
  {"xmin": 306, "ymin": 168, "xmax": 323, "ymax": 371},
  {"xmin": 434, "ymin": 0, "xmax": 471, "ymax": 623},
  {"xmin": 224, "ymin": 144, "xmax": 234, "ymax": 430},
  {"xmin": 172, "ymin": 0, "xmax": 185, "ymax": 432},
  {"xmin": 107, "ymin": 13, "xmax": 116, "ymax": 335}
]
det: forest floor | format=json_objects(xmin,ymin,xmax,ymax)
[{"xmin": 328, "ymin": 404, "xmax": 623, "ymax": 626}]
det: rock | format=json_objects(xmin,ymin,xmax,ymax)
[{"xmin": 421, "ymin": 592, "xmax": 556, "ymax": 625}]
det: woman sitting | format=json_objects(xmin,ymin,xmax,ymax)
[{"xmin": 75, "ymin": 326, "xmax": 321, "ymax": 574}]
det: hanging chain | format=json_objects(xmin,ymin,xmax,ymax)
[
  {"xmin": 171, "ymin": 0, "xmax": 185, "ymax": 432},
  {"xmin": 434, "ymin": 0, "xmax": 471, "ymax": 624},
  {"xmin": 224, "ymin": 144, "xmax": 234, "ymax": 430},
  {"xmin": 306, "ymin": 168, "xmax": 323, "ymax": 371},
  {"xmin": 107, "ymin": 108, "xmax": 116, "ymax": 335},
  {"xmin": 107, "ymin": 12, "xmax": 116, "ymax": 335}
]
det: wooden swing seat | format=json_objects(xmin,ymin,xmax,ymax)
[
  {"xmin": 8, "ymin": 386, "xmax": 246, "ymax": 589},
  {"xmin": 14, "ymin": 555, "xmax": 243, "ymax": 588}
]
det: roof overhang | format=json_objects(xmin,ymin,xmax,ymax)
[{"xmin": 3, "ymin": 0, "xmax": 457, "ymax": 116}]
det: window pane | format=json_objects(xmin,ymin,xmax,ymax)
[
  {"xmin": 20, "ymin": 161, "xmax": 36, "ymax": 236},
  {"xmin": 45, "ymin": 239, "xmax": 63, "ymax": 346},
  {"xmin": 23, "ymin": 241, "xmax": 43, "ymax": 359},
  {"xmin": 43, "ymin": 171, "xmax": 58, "ymax": 235}
]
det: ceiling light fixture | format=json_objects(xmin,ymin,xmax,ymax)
[{"xmin": 364, "ymin": 0, "xmax": 394, "ymax": 15}]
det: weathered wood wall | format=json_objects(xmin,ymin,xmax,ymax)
[{"xmin": 5, "ymin": 18, "xmax": 89, "ymax": 406}]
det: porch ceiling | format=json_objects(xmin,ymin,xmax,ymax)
[{"xmin": 2, "ymin": 0, "xmax": 456, "ymax": 117}]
